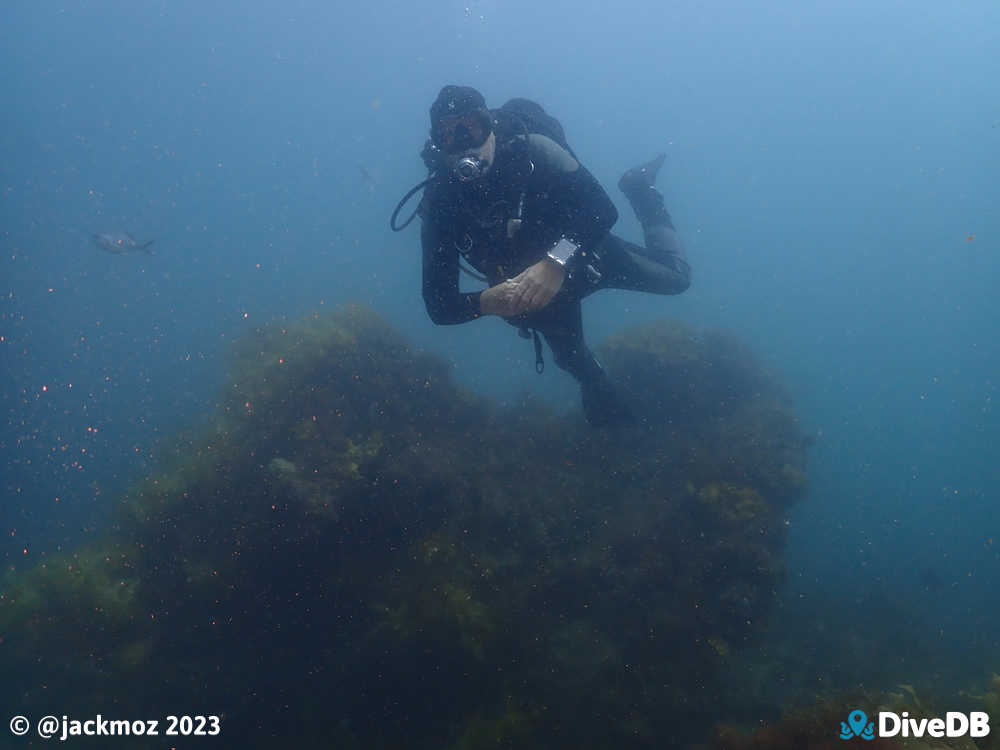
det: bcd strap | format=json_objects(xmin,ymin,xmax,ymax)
[{"xmin": 518, "ymin": 326, "xmax": 545, "ymax": 374}]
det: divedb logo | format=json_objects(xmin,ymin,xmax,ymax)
[{"xmin": 839, "ymin": 709, "xmax": 990, "ymax": 741}]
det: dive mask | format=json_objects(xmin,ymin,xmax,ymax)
[{"xmin": 432, "ymin": 109, "xmax": 493, "ymax": 153}]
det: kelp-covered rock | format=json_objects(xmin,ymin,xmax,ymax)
[
  {"xmin": 0, "ymin": 305, "xmax": 808, "ymax": 749},
  {"xmin": 600, "ymin": 322, "xmax": 809, "ymax": 502}
]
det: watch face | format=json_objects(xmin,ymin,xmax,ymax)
[{"xmin": 549, "ymin": 238, "xmax": 578, "ymax": 264}]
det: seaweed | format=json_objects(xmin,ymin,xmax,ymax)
[{"xmin": 0, "ymin": 307, "xmax": 811, "ymax": 748}]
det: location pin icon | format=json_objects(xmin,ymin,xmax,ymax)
[{"xmin": 848, "ymin": 710, "xmax": 868, "ymax": 737}]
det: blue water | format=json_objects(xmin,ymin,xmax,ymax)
[{"xmin": 3, "ymin": 0, "xmax": 998, "ymax": 701}]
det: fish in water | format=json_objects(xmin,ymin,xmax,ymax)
[{"xmin": 92, "ymin": 232, "xmax": 155, "ymax": 255}]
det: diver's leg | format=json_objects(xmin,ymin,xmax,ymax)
[
  {"xmin": 591, "ymin": 235, "xmax": 690, "ymax": 296},
  {"xmin": 601, "ymin": 153, "xmax": 691, "ymax": 295},
  {"xmin": 530, "ymin": 302, "xmax": 633, "ymax": 427}
]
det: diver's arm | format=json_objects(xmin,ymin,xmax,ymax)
[
  {"xmin": 421, "ymin": 216, "xmax": 530, "ymax": 318},
  {"xmin": 553, "ymin": 163, "xmax": 618, "ymax": 277},
  {"xmin": 526, "ymin": 135, "xmax": 617, "ymax": 274},
  {"xmin": 421, "ymin": 218, "xmax": 483, "ymax": 324},
  {"xmin": 565, "ymin": 167, "xmax": 617, "ymax": 241}
]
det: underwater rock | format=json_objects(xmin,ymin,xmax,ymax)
[{"xmin": 0, "ymin": 305, "xmax": 809, "ymax": 749}]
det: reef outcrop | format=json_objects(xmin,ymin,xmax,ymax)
[{"xmin": 0, "ymin": 304, "xmax": 809, "ymax": 748}]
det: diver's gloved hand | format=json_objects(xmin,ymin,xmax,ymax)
[{"xmin": 506, "ymin": 259, "xmax": 566, "ymax": 314}]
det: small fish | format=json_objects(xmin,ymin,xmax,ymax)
[
  {"xmin": 966, "ymin": 233, "xmax": 976, "ymax": 242},
  {"xmin": 92, "ymin": 231, "xmax": 155, "ymax": 255}
]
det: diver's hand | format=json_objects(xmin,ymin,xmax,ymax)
[
  {"xmin": 480, "ymin": 260, "xmax": 566, "ymax": 317},
  {"xmin": 507, "ymin": 259, "xmax": 566, "ymax": 314},
  {"xmin": 479, "ymin": 280, "xmax": 523, "ymax": 317}
]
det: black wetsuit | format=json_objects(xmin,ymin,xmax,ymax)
[{"xmin": 420, "ymin": 129, "xmax": 690, "ymax": 421}]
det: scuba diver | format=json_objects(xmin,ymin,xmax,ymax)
[{"xmin": 394, "ymin": 85, "xmax": 691, "ymax": 427}]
